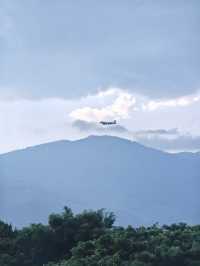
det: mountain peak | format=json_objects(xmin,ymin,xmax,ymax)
[
  {"xmin": 80, "ymin": 134, "xmax": 141, "ymax": 147},
  {"xmin": 0, "ymin": 133, "xmax": 199, "ymax": 227}
]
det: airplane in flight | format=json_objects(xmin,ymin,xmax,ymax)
[{"xmin": 99, "ymin": 120, "xmax": 117, "ymax": 126}]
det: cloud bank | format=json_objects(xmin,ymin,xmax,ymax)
[
  {"xmin": 0, "ymin": 87, "xmax": 200, "ymax": 153},
  {"xmin": 1, "ymin": 1, "xmax": 199, "ymax": 99},
  {"xmin": 69, "ymin": 88, "xmax": 200, "ymax": 127},
  {"xmin": 143, "ymin": 94, "xmax": 200, "ymax": 111},
  {"xmin": 72, "ymin": 119, "xmax": 200, "ymax": 152},
  {"xmin": 72, "ymin": 119, "xmax": 128, "ymax": 134},
  {"xmin": 70, "ymin": 89, "xmax": 136, "ymax": 122}
]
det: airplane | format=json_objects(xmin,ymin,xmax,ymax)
[{"xmin": 99, "ymin": 120, "xmax": 117, "ymax": 125}]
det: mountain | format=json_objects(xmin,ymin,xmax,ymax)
[{"xmin": 0, "ymin": 135, "xmax": 199, "ymax": 227}]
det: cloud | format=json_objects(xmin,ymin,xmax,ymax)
[
  {"xmin": 0, "ymin": 87, "xmax": 200, "ymax": 154},
  {"xmin": 70, "ymin": 89, "xmax": 136, "ymax": 122},
  {"xmin": 69, "ymin": 88, "xmax": 200, "ymax": 134},
  {"xmin": 133, "ymin": 129, "xmax": 180, "ymax": 141},
  {"xmin": 134, "ymin": 133, "xmax": 200, "ymax": 152},
  {"xmin": 134, "ymin": 128, "xmax": 178, "ymax": 136},
  {"xmin": 1, "ymin": 1, "xmax": 199, "ymax": 99},
  {"xmin": 142, "ymin": 94, "xmax": 200, "ymax": 111},
  {"xmin": 72, "ymin": 119, "xmax": 200, "ymax": 152},
  {"xmin": 72, "ymin": 119, "xmax": 128, "ymax": 134},
  {"xmin": 130, "ymin": 128, "xmax": 200, "ymax": 152}
]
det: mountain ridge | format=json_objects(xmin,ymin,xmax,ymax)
[
  {"xmin": 0, "ymin": 135, "xmax": 199, "ymax": 227},
  {"xmin": 2, "ymin": 135, "xmax": 200, "ymax": 157}
]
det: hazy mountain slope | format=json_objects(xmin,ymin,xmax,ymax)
[{"xmin": 0, "ymin": 135, "xmax": 199, "ymax": 227}]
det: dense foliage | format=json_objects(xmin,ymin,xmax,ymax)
[{"xmin": 0, "ymin": 207, "xmax": 200, "ymax": 266}]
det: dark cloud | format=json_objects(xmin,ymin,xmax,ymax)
[
  {"xmin": 72, "ymin": 120, "xmax": 128, "ymax": 134},
  {"xmin": 1, "ymin": 0, "xmax": 199, "ymax": 99},
  {"xmin": 72, "ymin": 119, "xmax": 200, "ymax": 151},
  {"xmin": 73, "ymin": 120, "xmax": 200, "ymax": 152}
]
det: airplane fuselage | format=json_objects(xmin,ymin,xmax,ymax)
[{"xmin": 100, "ymin": 120, "xmax": 117, "ymax": 125}]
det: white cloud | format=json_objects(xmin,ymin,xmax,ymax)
[
  {"xmin": 133, "ymin": 130, "xmax": 200, "ymax": 153},
  {"xmin": 142, "ymin": 93, "xmax": 200, "ymax": 111},
  {"xmin": 0, "ymin": 87, "xmax": 200, "ymax": 153},
  {"xmin": 70, "ymin": 88, "xmax": 200, "ymax": 123},
  {"xmin": 69, "ymin": 88, "xmax": 136, "ymax": 122}
]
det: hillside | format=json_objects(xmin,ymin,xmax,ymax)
[
  {"xmin": 1, "ymin": 208, "xmax": 200, "ymax": 266},
  {"xmin": 0, "ymin": 135, "xmax": 199, "ymax": 227}
]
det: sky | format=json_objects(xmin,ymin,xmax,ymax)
[{"xmin": 0, "ymin": 0, "xmax": 200, "ymax": 153}]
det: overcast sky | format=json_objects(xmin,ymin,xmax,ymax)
[{"xmin": 0, "ymin": 0, "xmax": 200, "ymax": 153}]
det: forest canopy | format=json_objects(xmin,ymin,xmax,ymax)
[{"xmin": 0, "ymin": 207, "xmax": 200, "ymax": 266}]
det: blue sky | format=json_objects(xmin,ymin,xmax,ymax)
[{"xmin": 0, "ymin": 0, "xmax": 200, "ymax": 152}]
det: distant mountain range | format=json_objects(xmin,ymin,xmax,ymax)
[{"xmin": 0, "ymin": 135, "xmax": 199, "ymax": 228}]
